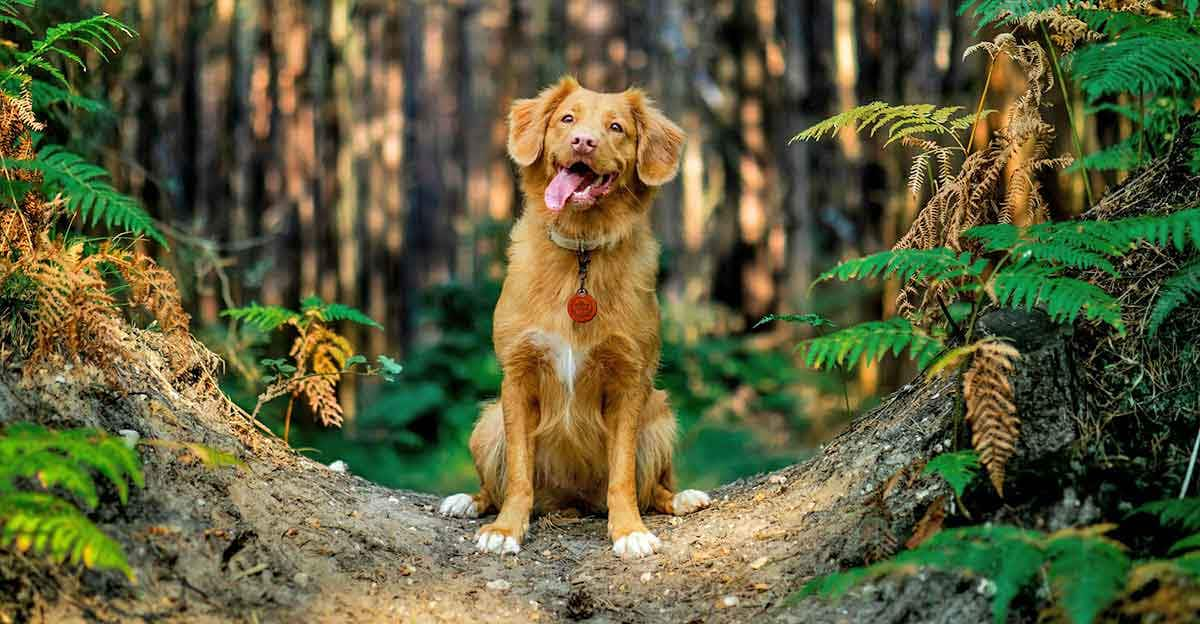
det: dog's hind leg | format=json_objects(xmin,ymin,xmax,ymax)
[
  {"xmin": 640, "ymin": 390, "xmax": 712, "ymax": 517},
  {"xmin": 440, "ymin": 401, "xmax": 504, "ymax": 519}
]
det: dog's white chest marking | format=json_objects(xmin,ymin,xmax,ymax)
[{"xmin": 529, "ymin": 331, "xmax": 586, "ymax": 394}]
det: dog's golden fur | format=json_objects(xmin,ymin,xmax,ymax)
[{"xmin": 443, "ymin": 77, "xmax": 706, "ymax": 557}]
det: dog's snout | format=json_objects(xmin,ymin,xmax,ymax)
[{"xmin": 570, "ymin": 132, "xmax": 597, "ymax": 154}]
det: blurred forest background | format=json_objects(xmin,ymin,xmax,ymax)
[{"xmin": 46, "ymin": 0, "xmax": 1101, "ymax": 493}]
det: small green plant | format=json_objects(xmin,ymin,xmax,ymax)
[
  {"xmin": 222, "ymin": 295, "xmax": 396, "ymax": 442},
  {"xmin": 0, "ymin": 422, "xmax": 142, "ymax": 581},
  {"xmin": 923, "ymin": 450, "xmax": 981, "ymax": 499}
]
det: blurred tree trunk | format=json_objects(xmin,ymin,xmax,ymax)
[{"xmin": 83, "ymin": 0, "xmax": 1027, "ymax": 425}]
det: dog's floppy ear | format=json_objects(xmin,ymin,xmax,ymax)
[
  {"xmin": 627, "ymin": 89, "xmax": 685, "ymax": 186},
  {"xmin": 507, "ymin": 76, "xmax": 579, "ymax": 167}
]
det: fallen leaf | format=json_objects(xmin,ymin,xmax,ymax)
[{"xmin": 905, "ymin": 494, "xmax": 947, "ymax": 549}]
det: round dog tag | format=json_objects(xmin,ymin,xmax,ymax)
[{"xmin": 567, "ymin": 290, "xmax": 597, "ymax": 323}]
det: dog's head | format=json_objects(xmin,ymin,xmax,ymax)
[{"xmin": 507, "ymin": 77, "xmax": 684, "ymax": 228}]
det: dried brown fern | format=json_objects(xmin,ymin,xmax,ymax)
[
  {"xmin": 903, "ymin": 137, "xmax": 954, "ymax": 198},
  {"xmin": 1020, "ymin": 8, "xmax": 1104, "ymax": 52},
  {"xmin": 101, "ymin": 245, "xmax": 192, "ymax": 335},
  {"xmin": 289, "ymin": 319, "xmax": 351, "ymax": 428},
  {"xmin": 23, "ymin": 240, "xmax": 127, "ymax": 365},
  {"xmin": 0, "ymin": 85, "xmax": 190, "ymax": 376},
  {"xmin": 0, "ymin": 90, "xmax": 48, "ymax": 255},
  {"xmin": 962, "ymin": 339, "xmax": 1021, "ymax": 496},
  {"xmin": 893, "ymin": 34, "xmax": 1074, "ymax": 321},
  {"xmin": 249, "ymin": 311, "xmax": 353, "ymax": 441}
]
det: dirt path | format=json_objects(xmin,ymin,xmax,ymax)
[{"xmin": 0, "ymin": 308, "xmax": 1076, "ymax": 624}]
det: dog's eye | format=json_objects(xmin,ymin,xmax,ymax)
[
  {"xmin": 561, "ymin": 114, "xmax": 574, "ymax": 124},
  {"xmin": 609, "ymin": 122, "xmax": 623, "ymax": 133}
]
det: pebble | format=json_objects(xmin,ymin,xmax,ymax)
[
  {"xmin": 721, "ymin": 595, "xmax": 739, "ymax": 607},
  {"xmin": 640, "ymin": 572, "xmax": 653, "ymax": 582},
  {"xmin": 293, "ymin": 572, "xmax": 310, "ymax": 587},
  {"xmin": 328, "ymin": 460, "xmax": 349, "ymax": 473},
  {"xmin": 768, "ymin": 474, "xmax": 787, "ymax": 484},
  {"xmin": 486, "ymin": 579, "xmax": 512, "ymax": 592},
  {"xmin": 117, "ymin": 429, "xmax": 140, "ymax": 449}
]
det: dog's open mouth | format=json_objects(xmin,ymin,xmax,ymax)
[{"xmin": 544, "ymin": 162, "xmax": 617, "ymax": 212}]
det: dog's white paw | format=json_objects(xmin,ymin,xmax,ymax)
[
  {"xmin": 476, "ymin": 529, "xmax": 520, "ymax": 555},
  {"xmin": 613, "ymin": 531, "xmax": 661, "ymax": 558},
  {"xmin": 439, "ymin": 493, "xmax": 479, "ymax": 518},
  {"xmin": 673, "ymin": 489, "xmax": 711, "ymax": 515}
]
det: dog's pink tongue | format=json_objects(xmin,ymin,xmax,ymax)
[{"xmin": 544, "ymin": 169, "xmax": 586, "ymax": 212}]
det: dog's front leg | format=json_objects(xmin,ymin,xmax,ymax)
[
  {"xmin": 607, "ymin": 384, "xmax": 660, "ymax": 557},
  {"xmin": 476, "ymin": 375, "xmax": 536, "ymax": 554}
]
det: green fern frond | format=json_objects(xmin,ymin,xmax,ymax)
[
  {"xmin": 798, "ymin": 524, "xmax": 1045, "ymax": 624},
  {"xmin": 1169, "ymin": 533, "xmax": 1200, "ymax": 555},
  {"xmin": 754, "ymin": 313, "xmax": 837, "ymax": 330},
  {"xmin": 0, "ymin": 0, "xmax": 32, "ymax": 33},
  {"xmin": 220, "ymin": 302, "xmax": 301, "ymax": 332},
  {"xmin": 27, "ymin": 80, "xmax": 109, "ymax": 115},
  {"xmin": 1045, "ymin": 532, "xmax": 1130, "ymax": 624},
  {"xmin": 792, "ymin": 101, "xmax": 979, "ymax": 147},
  {"xmin": 0, "ymin": 491, "xmax": 133, "ymax": 580},
  {"xmin": 957, "ymin": 0, "xmax": 1074, "ymax": 28},
  {"xmin": 969, "ymin": 209, "xmax": 1200, "ymax": 259},
  {"xmin": 0, "ymin": 13, "xmax": 29, "ymax": 34},
  {"xmin": 8, "ymin": 145, "xmax": 165, "ymax": 245},
  {"xmin": 1122, "ymin": 207, "xmax": 1200, "ymax": 252},
  {"xmin": 1066, "ymin": 136, "xmax": 1142, "ymax": 173},
  {"xmin": 2, "ymin": 13, "xmax": 135, "ymax": 87},
  {"xmin": 948, "ymin": 108, "xmax": 998, "ymax": 130},
  {"xmin": 798, "ymin": 523, "xmax": 1132, "ymax": 624},
  {"xmin": 1070, "ymin": 18, "xmax": 1200, "ymax": 102},
  {"xmin": 1147, "ymin": 259, "xmax": 1200, "ymax": 335},
  {"xmin": 922, "ymin": 450, "xmax": 980, "ymax": 498},
  {"xmin": 991, "ymin": 266, "xmax": 1125, "ymax": 332},
  {"xmin": 0, "ymin": 424, "xmax": 142, "ymax": 582},
  {"xmin": 299, "ymin": 295, "xmax": 383, "ymax": 329},
  {"xmin": 801, "ymin": 317, "xmax": 944, "ymax": 371},
  {"xmin": 0, "ymin": 450, "xmax": 99, "ymax": 507},
  {"xmin": 1134, "ymin": 497, "xmax": 1200, "ymax": 533},
  {"xmin": 0, "ymin": 423, "xmax": 143, "ymax": 504},
  {"xmin": 816, "ymin": 248, "xmax": 987, "ymax": 285},
  {"xmin": 1190, "ymin": 132, "xmax": 1200, "ymax": 174},
  {"xmin": 967, "ymin": 222, "xmax": 1123, "ymax": 275}
]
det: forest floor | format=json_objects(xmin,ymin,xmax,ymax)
[{"xmin": 1, "ymin": 317, "xmax": 1017, "ymax": 624}]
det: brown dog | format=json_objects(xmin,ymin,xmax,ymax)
[{"xmin": 439, "ymin": 77, "xmax": 710, "ymax": 557}]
